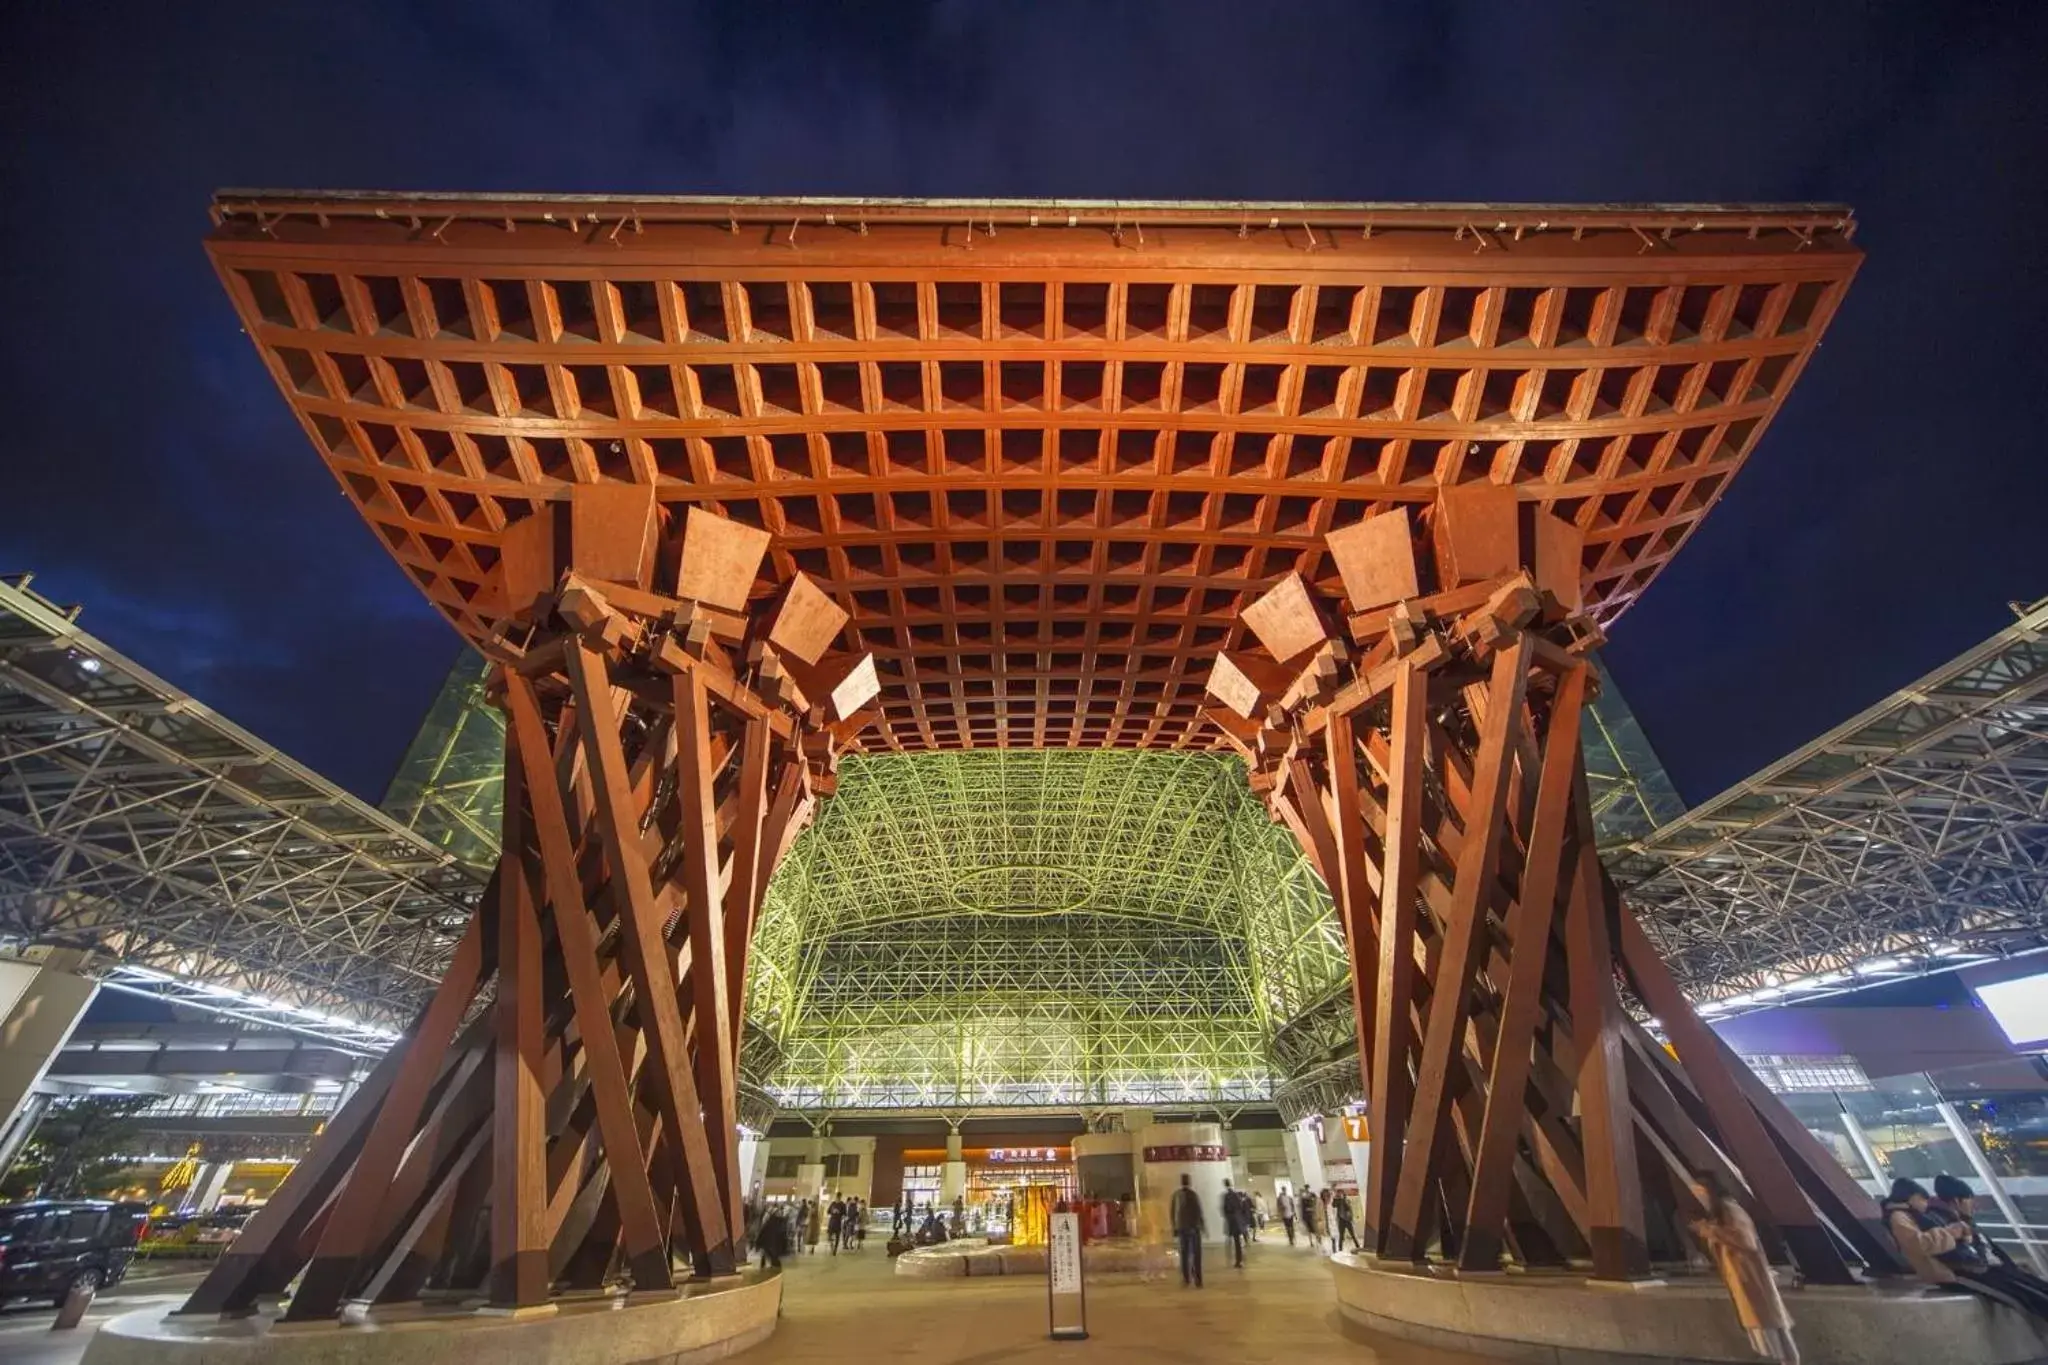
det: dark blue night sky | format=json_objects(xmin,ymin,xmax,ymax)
[{"xmin": 2, "ymin": 3, "xmax": 2042, "ymax": 803}]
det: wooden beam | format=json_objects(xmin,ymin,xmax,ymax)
[
  {"xmin": 284, "ymin": 909, "xmax": 490, "ymax": 1319},
  {"xmin": 1385, "ymin": 635, "xmax": 1530, "ymax": 1261},
  {"xmin": 722, "ymin": 716, "xmax": 773, "ymax": 1058},
  {"xmin": 504, "ymin": 674, "xmax": 673, "ymax": 1291},
  {"xmin": 1561, "ymin": 786, "xmax": 1653, "ymax": 1280},
  {"xmin": 1616, "ymin": 906, "xmax": 1857, "ymax": 1284},
  {"xmin": 1325, "ymin": 709, "xmax": 1380, "ymax": 1082},
  {"xmin": 1459, "ymin": 663, "xmax": 1586, "ymax": 1270},
  {"xmin": 567, "ymin": 643, "xmax": 733, "ymax": 1269},
  {"xmin": 673, "ymin": 665, "xmax": 745, "ymax": 1250},
  {"xmin": 489, "ymin": 752, "xmax": 550, "ymax": 1309},
  {"xmin": 1361, "ymin": 658, "xmax": 1426, "ymax": 1250}
]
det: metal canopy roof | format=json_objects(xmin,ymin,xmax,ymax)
[
  {"xmin": 0, "ymin": 576, "xmax": 476, "ymax": 1039},
  {"xmin": 1613, "ymin": 598, "xmax": 2048, "ymax": 1008}
]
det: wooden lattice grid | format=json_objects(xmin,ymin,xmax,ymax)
[{"xmin": 207, "ymin": 196, "xmax": 1860, "ymax": 752}]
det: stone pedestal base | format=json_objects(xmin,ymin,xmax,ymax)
[
  {"xmin": 893, "ymin": 1237, "xmax": 1163, "ymax": 1279},
  {"xmin": 1331, "ymin": 1253, "xmax": 2048, "ymax": 1364},
  {"xmin": 85, "ymin": 1270, "xmax": 780, "ymax": 1365}
]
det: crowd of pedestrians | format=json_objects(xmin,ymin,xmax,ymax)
[
  {"xmin": 1168, "ymin": 1177, "xmax": 1360, "ymax": 1288},
  {"xmin": 745, "ymin": 1191, "xmax": 872, "ymax": 1270}
]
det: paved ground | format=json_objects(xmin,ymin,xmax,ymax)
[
  {"xmin": 0, "ymin": 1269, "xmax": 206, "ymax": 1365},
  {"xmin": 755, "ymin": 1231, "xmax": 1487, "ymax": 1364},
  {"xmin": 0, "ymin": 1239, "xmax": 1487, "ymax": 1365}
]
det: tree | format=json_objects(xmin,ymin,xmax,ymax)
[{"xmin": 4, "ymin": 1096, "xmax": 156, "ymax": 1199}]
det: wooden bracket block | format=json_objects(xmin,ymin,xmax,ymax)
[
  {"xmin": 764, "ymin": 573, "xmax": 849, "ymax": 666},
  {"xmin": 754, "ymin": 646, "xmax": 812, "ymax": 713},
  {"xmin": 498, "ymin": 511, "xmax": 560, "ymax": 621},
  {"xmin": 570, "ymin": 484, "xmax": 659, "ymax": 589},
  {"xmin": 782, "ymin": 650, "xmax": 880, "ymax": 722},
  {"xmin": 676, "ymin": 507, "xmax": 771, "ymax": 612},
  {"xmin": 1241, "ymin": 572, "xmax": 1329, "ymax": 662},
  {"xmin": 557, "ymin": 581, "xmax": 614, "ymax": 635},
  {"xmin": 1532, "ymin": 512, "xmax": 1585, "ymax": 614},
  {"xmin": 1327, "ymin": 508, "xmax": 1420, "ymax": 613},
  {"xmin": 1205, "ymin": 651, "xmax": 1289, "ymax": 720},
  {"xmin": 1431, "ymin": 484, "xmax": 1520, "ymax": 588},
  {"xmin": 826, "ymin": 653, "xmax": 880, "ymax": 720},
  {"xmin": 1201, "ymin": 705, "xmax": 1263, "ymax": 758}
]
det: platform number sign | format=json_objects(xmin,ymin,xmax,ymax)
[{"xmin": 1047, "ymin": 1208, "xmax": 1087, "ymax": 1340}]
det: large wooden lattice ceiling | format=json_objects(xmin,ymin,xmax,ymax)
[{"xmin": 207, "ymin": 194, "xmax": 1860, "ymax": 750}]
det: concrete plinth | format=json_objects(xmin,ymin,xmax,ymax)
[
  {"xmin": 1330, "ymin": 1252, "xmax": 2048, "ymax": 1365},
  {"xmin": 894, "ymin": 1237, "xmax": 1162, "ymax": 1280},
  {"xmin": 83, "ymin": 1270, "xmax": 780, "ymax": 1365}
]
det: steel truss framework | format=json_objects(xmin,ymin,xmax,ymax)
[
  {"xmin": 1612, "ymin": 598, "xmax": 2048, "ymax": 1002},
  {"xmin": 748, "ymin": 749, "xmax": 1348, "ymax": 1111},
  {"xmin": 774, "ymin": 914, "xmax": 1274, "ymax": 1111},
  {"xmin": 380, "ymin": 653, "xmax": 505, "ymax": 871},
  {"xmin": 0, "ymin": 576, "xmax": 474, "ymax": 1033}
]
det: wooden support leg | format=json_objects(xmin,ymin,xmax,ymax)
[
  {"xmin": 284, "ymin": 910, "xmax": 492, "ymax": 1320},
  {"xmin": 1459, "ymin": 663, "xmax": 1588, "ymax": 1271},
  {"xmin": 1617, "ymin": 908, "xmax": 1857, "ymax": 1284},
  {"xmin": 672, "ymin": 668, "xmax": 743, "ymax": 1261},
  {"xmin": 1361, "ymin": 659, "xmax": 1427, "ymax": 1250},
  {"xmin": 490, "ymin": 754, "xmax": 550, "ymax": 1309},
  {"xmin": 1562, "ymin": 787, "xmax": 1652, "ymax": 1281},
  {"xmin": 506, "ymin": 674, "xmax": 673, "ymax": 1292},
  {"xmin": 569, "ymin": 644, "xmax": 732, "ymax": 1271},
  {"xmin": 1385, "ymin": 637, "xmax": 1530, "ymax": 1261}
]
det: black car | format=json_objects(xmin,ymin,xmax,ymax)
[{"xmin": 0, "ymin": 1200, "xmax": 148, "ymax": 1307}]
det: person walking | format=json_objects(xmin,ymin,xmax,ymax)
[
  {"xmin": 1276, "ymin": 1187, "xmax": 1297, "ymax": 1246},
  {"xmin": 827, "ymin": 1194, "xmax": 846, "ymax": 1254},
  {"xmin": 1321, "ymin": 1189, "xmax": 1338, "ymax": 1252},
  {"xmin": 1171, "ymin": 1173, "xmax": 1206, "ymax": 1287},
  {"xmin": 756, "ymin": 1203, "xmax": 790, "ymax": 1271},
  {"xmin": 1690, "ymin": 1171, "xmax": 1800, "ymax": 1364},
  {"xmin": 1252, "ymin": 1190, "xmax": 1268, "ymax": 1242},
  {"xmin": 1222, "ymin": 1179, "xmax": 1249, "ymax": 1268},
  {"xmin": 853, "ymin": 1198, "xmax": 868, "ymax": 1250},
  {"xmin": 1333, "ymin": 1188, "xmax": 1359, "ymax": 1252},
  {"xmin": 807, "ymin": 1197, "xmax": 823, "ymax": 1255},
  {"xmin": 1298, "ymin": 1186, "xmax": 1319, "ymax": 1246}
]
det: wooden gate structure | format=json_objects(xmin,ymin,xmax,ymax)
[{"xmin": 184, "ymin": 194, "xmax": 1898, "ymax": 1316}]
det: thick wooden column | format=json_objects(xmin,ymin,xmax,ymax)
[
  {"xmin": 489, "ymin": 753, "xmax": 549, "ymax": 1308},
  {"xmin": 1361, "ymin": 659, "xmax": 1425, "ymax": 1249},
  {"xmin": 1209, "ymin": 500, "xmax": 1901, "ymax": 1283},
  {"xmin": 181, "ymin": 500, "xmax": 871, "ymax": 1320}
]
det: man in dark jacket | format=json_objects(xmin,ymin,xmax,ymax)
[
  {"xmin": 756, "ymin": 1203, "xmax": 790, "ymax": 1270},
  {"xmin": 1333, "ymin": 1189, "xmax": 1359, "ymax": 1252},
  {"xmin": 1171, "ymin": 1174, "xmax": 1206, "ymax": 1287},
  {"xmin": 1222, "ymin": 1179, "xmax": 1248, "ymax": 1268}
]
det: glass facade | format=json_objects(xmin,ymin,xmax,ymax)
[
  {"xmin": 379, "ymin": 650, "xmax": 504, "ymax": 871},
  {"xmin": 1751, "ymin": 1053, "xmax": 2048, "ymax": 1273}
]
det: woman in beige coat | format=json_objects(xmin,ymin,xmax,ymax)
[{"xmin": 1690, "ymin": 1171, "xmax": 1799, "ymax": 1365}]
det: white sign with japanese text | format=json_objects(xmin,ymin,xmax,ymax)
[{"xmin": 1047, "ymin": 1209, "xmax": 1086, "ymax": 1339}]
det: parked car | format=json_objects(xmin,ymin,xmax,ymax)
[{"xmin": 0, "ymin": 1200, "xmax": 149, "ymax": 1307}]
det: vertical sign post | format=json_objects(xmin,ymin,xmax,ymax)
[{"xmin": 1047, "ymin": 1205, "xmax": 1087, "ymax": 1340}]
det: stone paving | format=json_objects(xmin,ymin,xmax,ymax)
[{"xmin": 754, "ymin": 1234, "xmax": 1490, "ymax": 1364}]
